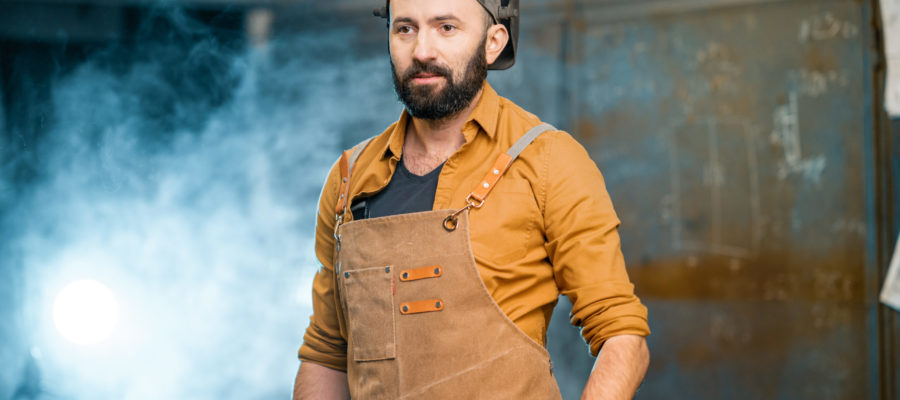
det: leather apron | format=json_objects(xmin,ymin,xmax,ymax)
[{"xmin": 331, "ymin": 124, "xmax": 562, "ymax": 399}]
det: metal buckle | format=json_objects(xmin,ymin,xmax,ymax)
[
  {"xmin": 333, "ymin": 215, "xmax": 343, "ymax": 240},
  {"xmin": 443, "ymin": 196, "xmax": 484, "ymax": 232},
  {"xmin": 465, "ymin": 194, "xmax": 485, "ymax": 209}
]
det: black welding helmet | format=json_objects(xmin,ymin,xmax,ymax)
[{"xmin": 373, "ymin": 0, "xmax": 520, "ymax": 70}]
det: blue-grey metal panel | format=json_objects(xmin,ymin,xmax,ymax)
[{"xmin": 548, "ymin": 0, "xmax": 876, "ymax": 398}]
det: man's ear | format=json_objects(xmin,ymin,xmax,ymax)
[{"xmin": 484, "ymin": 24, "xmax": 509, "ymax": 65}]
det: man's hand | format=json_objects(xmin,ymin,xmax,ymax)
[
  {"xmin": 580, "ymin": 335, "xmax": 650, "ymax": 400},
  {"xmin": 292, "ymin": 361, "xmax": 350, "ymax": 400}
]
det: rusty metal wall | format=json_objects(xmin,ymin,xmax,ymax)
[{"xmin": 489, "ymin": 0, "xmax": 886, "ymax": 398}]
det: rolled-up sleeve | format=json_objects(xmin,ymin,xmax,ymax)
[
  {"xmin": 297, "ymin": 159, "xmax": 348, "ymax": 371},
  {"xmin": 542, "ymin": 131, "xmax": 650, "ymax": 356}
]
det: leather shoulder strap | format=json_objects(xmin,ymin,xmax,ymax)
[
  {"xmin": 334, "ymin": 137, "xmax": 376, "ymax": 218},
  {"xmin": 467, "ymin": 123, "xmax": 556, "ymax": 206}
]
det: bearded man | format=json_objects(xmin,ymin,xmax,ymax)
[{"xmin": 293, "ymin": 0, "xmax": 650, "ymax": 398}]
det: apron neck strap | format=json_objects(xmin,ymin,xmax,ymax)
[
  {"xmin": 334, "ymin": 137, "xmax": 375, "ymax": 219},
  {"xmin": 465, "ymin": 123, "xmax": 556, "ymax": 207}
]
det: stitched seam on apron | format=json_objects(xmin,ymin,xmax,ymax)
[{"xmin": 399, "ymin": 345, "xmax": 532, "ymax": 399}]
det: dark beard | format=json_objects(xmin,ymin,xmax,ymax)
[{"xmin": 391, "ymin": 40, "xmax": 488, "ymax": 121}]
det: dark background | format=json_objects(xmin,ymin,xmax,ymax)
[{"xmin": 0, "ymin": 0, "xmax": 898, "ymax": 399}]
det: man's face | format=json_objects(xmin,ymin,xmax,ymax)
[{"xmin": 389, "ymin": 0, "xmax": 490, "ymax": 120}]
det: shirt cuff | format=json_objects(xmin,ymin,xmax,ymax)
[
  {"xmin": 298, "ymin": 343, "xmax": 348, "ymax": 372},
  {"xmin": 587, "ymin": 315, "xmax": 651, "ymax": 356}
]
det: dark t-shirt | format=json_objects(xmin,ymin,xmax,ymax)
[{"xmin": 350, "ymin": 157, "xmax": 444, "ymax": 220}]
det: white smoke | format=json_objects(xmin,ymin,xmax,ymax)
[{"xmin": 2, "ymin": 8, "xmax": 397, "ymax": 399}]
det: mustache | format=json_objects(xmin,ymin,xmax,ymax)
[{"xmin": 402, "ymin": 60, "xmax": 453, "ymax": 82}]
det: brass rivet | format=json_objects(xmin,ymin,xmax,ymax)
[
  {"xmin": 493, "ymin": 169, "xmax": 500, "ymax": 175},
  {"xmin": 339, "ymin": 193, "xmax": 344, "ymax": 198},
  {"xmin": 402, "ymin": 272, "xmax": 408, "ymax": 279},
  {"xmin": 435, "ymin": 301, "xmax": 442, "ymax": 308},
  {"xmin": 344, "ymin": 272, "xmax": 350, "ymax": 278},
  {"xmin": 342, "ymin": 177, "xmax": 347, "ymax": 183},
  {"xmin": 482, "ymin": 182, "xmax": 489, "ymax": 188},
  {"xmin": 402, "ymin": 305, "xmax": 409, "ymax": 313},
  {"xmin": 434, "ymin": 268, "xmax": 440, "ymax": 275}
]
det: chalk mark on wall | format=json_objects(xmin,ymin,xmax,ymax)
[
  {"xmin": 798, "ymin": 12, "xmax": 859, "ymax": 43},
  {"xmin": 770, "ymin": 91, "xmax": 826, "ymax": 183},
  {"xmin": 791, "ymin": 69, "xmax": 850, "ymax": 97}
]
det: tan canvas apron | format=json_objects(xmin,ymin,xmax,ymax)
[{"xmin": 331, "ymin": 124, "xmax": 562, "ymax": 399}]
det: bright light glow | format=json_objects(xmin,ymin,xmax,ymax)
[{"xmin": 53, "ymin": 279, "xmax": 119, "ymax": 345}]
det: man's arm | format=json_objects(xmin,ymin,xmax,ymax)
[
  {"xmin": 581, "ymin": 335, "xmax": 650, "ymax": 400},
  {"xmin": 293, "ymin": 362, "xmax": 350, "ymax": 400},
  {"xmin": 537, "ymin": 132, "xmax": 650, "ymax": 397},
  {"xmin": 294, "ymin": 159, "xmax": 350, "ymax": 397}
]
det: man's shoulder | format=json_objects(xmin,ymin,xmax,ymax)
[
  {"xmin": 332, "ymin": 118, "xmax": 399, "ymax": 173},
  {"xmin": 496, "ymin": 95, "xmax": 541, "ymax": 132},
  {"xmin": 324, "ymin": 120, "xmax": 399, "ymax": 194},
  {"xmin": 321, "ymin": 122, "xmax": 395, "ymax": 185},
  {"xmin": 491, "ymin": 93, "xmax": 595, "ymax": 175}
]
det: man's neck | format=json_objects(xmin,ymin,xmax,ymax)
[{"xmin": 402, "ymin": 88, "xmax": 483, "ymax": 175}]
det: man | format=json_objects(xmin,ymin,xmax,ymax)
[{"xmin": 293, "ymin": 0, "xmax": 650, "ymax": 398}]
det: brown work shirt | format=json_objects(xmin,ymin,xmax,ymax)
[{"xmin": 298, "ymin": 82, "xmax": 650, "ymax": 371}]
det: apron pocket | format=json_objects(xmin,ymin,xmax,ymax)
[{"xmin": 341, "ymin": 265, "xmax": 396, "ymax": 361}]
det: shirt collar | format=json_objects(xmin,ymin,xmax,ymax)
[
  {"xmin": 468, "ymin": 81, "xmax": 500, "ymax": 139},
  {"xmin": 381, "ymin": 81, "xmax": 500, "ymax": 159}
]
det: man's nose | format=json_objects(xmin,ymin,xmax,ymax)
[{"xmin": 412, "ymin": 30, "xmax": 437, "ymax": 63}]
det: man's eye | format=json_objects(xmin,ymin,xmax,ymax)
[
  {"xmin": 440, "ymin": 24, "xmax": 456, "ymax": 33},
  {"xmin": 396, "ymin": 25, "xmax": 414, "ymax": 34}
]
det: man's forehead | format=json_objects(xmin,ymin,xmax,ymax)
[{"xmin": 390, "ymin": 0, "xmax": 484, "ymax": 21}]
